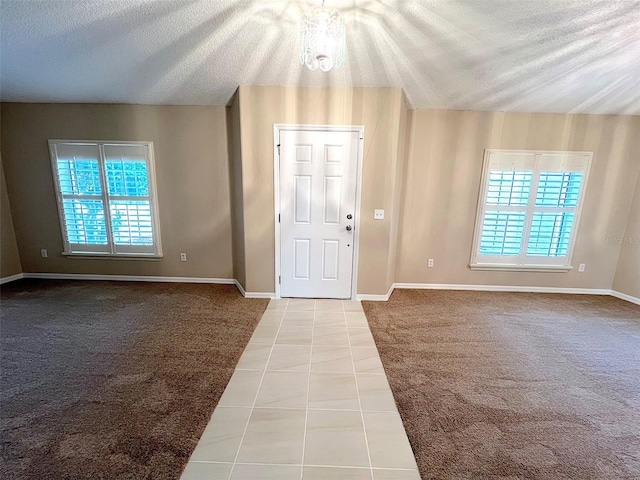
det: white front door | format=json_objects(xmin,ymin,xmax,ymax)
[{"xmin": 279, "ymin": 128, "xmax": 361, "ymax": 299}]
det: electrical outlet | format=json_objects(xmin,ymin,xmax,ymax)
[
  {"xmin": 374, "ymin": 209, "xmax": 384, "ymax": 220},
  {"xmin": 428, "ymin": 258, "xmax": 434, "ymax": 268},
  {"xmin": 180, "ymin": 253, "xmax": 187, "ymax": 262},
  {"xmin": 578, "ymin": 263, "xmax": 585, "ymax": 272},
  {"xmin": 41, "ymin": 249, "xmax": 48, "ymax": 258}
]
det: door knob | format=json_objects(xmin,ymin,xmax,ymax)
[
  {"xmin": 347, "ymin": 214, "xmax": 353, "ymax": 220},
  {"xmin": 346, "ymin": 225, "xmax": 352, "ymax": 231}
]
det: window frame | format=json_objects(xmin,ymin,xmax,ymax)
[
  {"xmin": 48, "ymin": 140, "xmax": 163, "ymax": 258},
  {"xmin": 470, "ymin": 149, "xmax": 592, "ymax": 272}
]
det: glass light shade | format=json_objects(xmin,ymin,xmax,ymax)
[{"xmin": 300, "ymin": 7, "xmax": 345, "ymax": 71}]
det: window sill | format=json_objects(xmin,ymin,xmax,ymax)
[
  {"xmin": 469, "ymin": 264, "xmax": 573, "ymax": 273},
  {"xmin": 62, "ymin": 253, "xmax": 163, "ymax": 261}
]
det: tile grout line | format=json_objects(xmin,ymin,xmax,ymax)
[
  {"xmin": 227, "ymin": 299, "xmax": 289, "ymax": 480},
  {"xmin": 345, "ymin": 300, "xmax": 375, "ymax": 480},
  {"xmin": 299, "ymin": 299, "xmax": 316, "ymax": 480},
  {"xmin": 190, "ymin": 460, "xmax": 418, "ymax": 472}
]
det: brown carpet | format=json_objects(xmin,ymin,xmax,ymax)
[
  {"xmin": 1, "ymin": 279, "xmax": 268, "ymax": 480},
  {"xmin": 363, "ymin": 290, "xmax": 640, "ymax": 480}
]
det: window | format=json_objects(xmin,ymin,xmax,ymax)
[
  {"xmin": 470, "ymin": 150, "xmax": 591, "ymax": 271},
  {"xmin": 48, "ymin": 141, "xmax": 162, "ymax": 257}
]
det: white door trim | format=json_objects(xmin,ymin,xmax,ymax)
[{"xmin": 274, "ymin": 124, "xmax": 365, "ymax": 300}]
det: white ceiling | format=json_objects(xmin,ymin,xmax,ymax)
[{"xmin": 1, "ymin": 0, "xmax": 639, "ymax": 114}]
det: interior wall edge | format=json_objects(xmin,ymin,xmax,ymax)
[{"xmin": 0, "ymin": 151, "xmax": 23, "ymax": 277}]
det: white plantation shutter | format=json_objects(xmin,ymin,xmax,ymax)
[
  {"xmin": 471, "ymin": 150, "xmax": 591, "ymax": 271},
  {"xmin": 49, "ymin": 141, "xmax": 162, "ymax": 257},
  {"xmin": 103, "ymin": 145, "xmax": 157, "ymax": 254}
]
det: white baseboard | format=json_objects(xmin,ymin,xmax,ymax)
[
  {"xmin": 357, "ymin": 284, "xmax": 395, "ymax": 301},
  {"xmin": 234, "ymin": 279, "xmax": 247, "ymax": 296},
  {"xmin": 3, "ymin": 273, "xmax": 637, "ymax": 306},
  {"xmin": 393, "ymin": 283, "xmax": 611, "ymax": 296},
  {"xmin": 22, "ymin": 273, "xmax": 237, "ymax": 284},
  {"xmin": 610, "ymin": 290, "xmax": 640, "ymax": 306},
  {"xmin": 0, "ymin": 273, "xmax": 25, "ymax": 285},
  {"xmin": 10, "ymin": 273, "xmax": 274, "ymax": 299},
  {"xmin": 233, "ymin": 280, "xmax": 274, "ymax": 299},
  {"xmin": 244, "ymin": 292, "xmax": 276, "ymax": 299}
]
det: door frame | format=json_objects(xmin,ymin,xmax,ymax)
[{"xmin": 274, "ymin": 124, "xmax": 365, "ymax": 300}]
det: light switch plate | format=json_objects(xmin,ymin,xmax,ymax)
[{"xmin": 374, "ymin": 209, "xmax": 384, "ymax": 220}]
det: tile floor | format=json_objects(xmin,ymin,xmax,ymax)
[{"xmin": 180, "ymin": 299, "xmax": 420, "ymax": 480}]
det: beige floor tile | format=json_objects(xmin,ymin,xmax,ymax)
[
  {"xmin": 184, "ymin": 298, "xmax": 419, "ymax": 479},
  {"xmin": 180, "ymin": 462, "xmax": 233, "ymax": 479},
  {"xmin": 275, "ymin": 325, "xmax": 313, "ymax": 345},
  {"xmin": 236, "ymin": 344, "xmax": 272, "ymax": 370},
  {"xmin": 303, "ymin": 466, "xmax": 372, "ymax": 479},
  {"xmin": 314, "ymin": 311, "xmax": 346, "ymax": 326},
  {"xmin": 231, "ymin": 463, "xmax": 302, "ymax": 479},
  {"xmin": 266, "ymin": 299, "xmax": 289, "ymax": 311},
  {"xmin": 304, "ymin": 410, "xmax": 369, "ymax": 467},
  {"xmin": 357, "ymin": 374, "xmax": 397, "ymax": 411},
  {"xmin": 249, "ymin": 324, "xmax": 280, "ymax": 345},
  {"xmin": 282, "ymin": 310, "xmax": 315, "ymax": 326},
  {"xmin": 313, "ymin": 326, "xmax": 350, "ymax": 346},
  {"xmin": 267, "ymin": 345, "xmax": 311, "ymax": 371},
  {"xmin": 351, "ymin": 347, "xmax": 385, "ymax": 374},
  {"xmin": 310, "ymin": 345, "xmax": 354, "ymax": 373},
  {"xmin": 189, "ymin": 407, "xmax": 252, "ymax": 462},
  {"xmin": 308, "ymin": 372, "xmax": 360, "ymax": 410},
  {"xmin": 372, "ymin": 468, "xmax": 421, "ymax": 480},
  {"xmin": 218, "ymin": 370, "xmax": 263, "ymax": 407},
  {"xmin": 254, "ymin": 371, "xmax": 309, "ymax": 408},
  {"xmin": 343, "ymin": 301, "xmax": 364, "ymax": 312},
  {"xmin": 236, "ymin": 408, "xmax": 306, "ymax": 464},
  {"xmin": 364, "ymin": 411, "xmax": 418, "ymax": 469},
  {"xmin": 348, "ymin": 327, "xmax": 377, "ymax": 347},
  {"xmin": 259, "ymin": 311, "xmax": 285, "ymax": 326},
  {"xmin": 315, "ymin": 299, "xmax": 345, "ymax": 312},
  {"xmin": 345, "ymin": 311, "xmax": 369, "ymax": 327},
  {"xmin": 287, "ymin": 299, "xmax": 316, "ymax": 311}
]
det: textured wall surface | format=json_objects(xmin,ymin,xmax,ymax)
[
  {"xmin": 1, "ymin": 1, "xmax": 638, "ymax": 114},
  {"xmin": 396, "ymin": 110, "xmax": 640, "ymax": 290},
  {"xmin": 1, "ymin": 103, "xmax": 233, "ymax": 279}
]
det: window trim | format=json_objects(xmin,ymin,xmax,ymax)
[
  {"xmin": 48, "ymin": 140, "xmax": 163, "ymax": 258},
  {"xmin": 470, "ymin": 149, "xmax": 592, "ymax": 272}
]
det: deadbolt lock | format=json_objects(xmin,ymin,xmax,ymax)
[{"xmin": 347, "ymin": 214, "xmax": 353, "ymax": 219}]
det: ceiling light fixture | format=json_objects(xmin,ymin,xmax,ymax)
[{"xmin": 300, "ymin": 1, "xmax": 346, "ymax": 72}]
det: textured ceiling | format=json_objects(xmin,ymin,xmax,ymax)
[{"xmin": 1, "ymin": 0, "xmax": 639, "ymax": 114}]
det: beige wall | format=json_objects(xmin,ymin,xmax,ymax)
[
  {"xmin": 613, "ymin": 173, "xmax": 640, "ymax": 298},
  {"xmin": 1, "ymin": 103, "xmax": 233, "ymax": 278},
  {"xmin": 2, "ymin": 99, "xmax": 637, "ymax": 299},
  {"xmin": 237, "ymin": 86, "xmax": 406, "ymax": 295},
  {"xmin": 1, "ymin": 153, "xmax": 23, "ymax": 278},
  {"xmin": 226, "ymin": 91, "xmax": 247, "ymax": 288},
  {"xmin": 396, "ymin": 110, "xmax": 640, "ymax": 290}
]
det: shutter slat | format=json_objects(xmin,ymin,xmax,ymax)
[
  {"xmin": 62, "ymin": 199, "xmax": 108, "ymax": 245},
  {"xmin": 527, "ymin": 212, "xmax": 574, "ymax": 256},
  {"xmin": 535, "ymin": 172, "xmax": 583, "ymax": 207},
  {"xmin": 110, "ymin": 200, "xmax": 154, "ymax": 246},
  {"xmin": 479, "ymin": 211, "xmax": 526, "ymax": 256}
]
